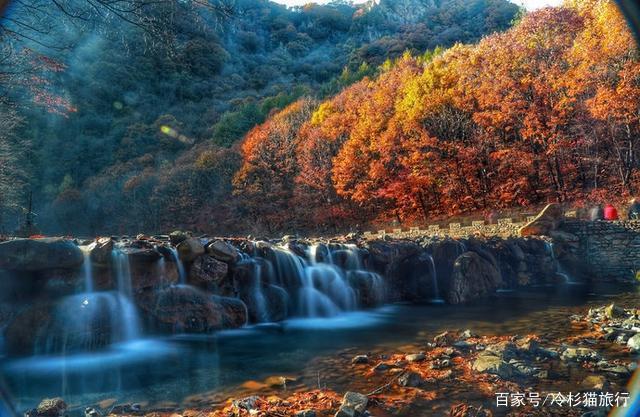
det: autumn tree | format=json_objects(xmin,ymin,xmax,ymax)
[{"xmin": 233, "ymin": 99, "xmax": 316, "ymax": 233}]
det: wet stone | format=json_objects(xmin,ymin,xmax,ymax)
[
  {"xmin": 33, "ymin": 398, "xmax": 67, "ymax": 417},
  {"xmin": 335, "ymin": 392, "xmax": 368, "ymax": 417},
  {"xmin": 351, "ymin": 355, "xmax": 369, "ymax": 364},
  {"xmin": 398, "ymin": 371, "xmax": 424, "ymax": 387},
  {"xmin": 561, "ymin": 347, "xmax": 601, "ymax": 362},
  {"xmin": 405, "ymin": 353, "xmax": 426, "ymax": 362}
]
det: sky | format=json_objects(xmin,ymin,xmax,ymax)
[{"xmin": 273, "ymin": 0, "xmax": 564, "ymax": 9}]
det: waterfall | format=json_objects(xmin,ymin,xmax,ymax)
[
  {"xmin": 427, "ymin": 254, "xmax": 444, "ymax": 302},
  {"xmin": 112, "ymin": 249, "xmax": 133, "ymax": 297},
  {"xmin": 547, "ymin": 241, "xmax": 579, "ymax": 285},
  {"xmin": 251, "ymin": 261, "xmax": 269, "ymax": 322},
  {"xmin": 80, "ymin": 245, "xmax": 94, "ymax": 293},
  {"xmin": 257, "ymin": 243, "xmax": 384, "ymax": 318},
  {"xmin": 36, "ymin": 292, "xmax": 140, "ymax": 354},
  {"xmin": 110, "ymin": 248, "xmax": 141, "ymax": 340},
  {"xmin": 169, "ymin": 247, "xmax": 187, "ymax": 285}
]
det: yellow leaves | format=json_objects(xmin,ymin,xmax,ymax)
[{"xmin": 310, "ymin": 102, "xmax": 334, "ymax": 126}]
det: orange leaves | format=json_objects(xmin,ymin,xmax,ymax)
[{"xmin": 231, "ymin": 0, "xmax": 639, "ymax": 232}]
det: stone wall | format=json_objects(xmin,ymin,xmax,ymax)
[
  {"xmin": 559, "ymin": 220, "xmax": 640, "ymax": 282},
  {"xmin": 364, "ymin": 217, "xmax": 537, "ymax": 240}
]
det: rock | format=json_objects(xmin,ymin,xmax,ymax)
[
  {"xmin": 212, "ymin": 295, "xmax": 249, "ymax": 328},
  {"xmin": 169, "ymin": 231, "xmax": 190, "ymax": 246},
  {"xmin": 36, "ymin": 398, "xmax": 67, "ymax": 417},
  {"xmin": 138, "ymin": 286, "xmax": 247, "ymax": 332},
  {"xmin": 207, "ymin": 240, "xmax": 240, "ymax": 263},
  {"xmin": 398, "ymin": 371, "xmax": 424, "ymax": 387},
  {"xmin": 351, "ymin": 355, "xmax": 369, "ymax": 364},
  {"xmin": 626, "ymin": 334, "xmax": 640, "ymax": 352},
  {"xmin": 89, "ymin": 237, "xmax": 114, "ymax": 266},
  {"xmin": 406, "ymin": 353, "xmax": 426, "ymax": 362},
  {"xmin": 604, "ymin": 303, "xmax": 625, "ymax": 319},
  {"xmin": 346, "ymin": 270, "xmax": 384, "ymax": 307},
  {"xmin": 460, "ymin": 329, "xmax": 476, "ymax": 339},
  {"xmin": 519, "ymin": 203, "xmax": 564, "ymax": 236},
  {"xmin": 296, "ymin": 411, "xmax": 316, "ymax": 417},
  {"xmin": 189, "ymin": 255, "xmax": 229, "ymax": 287},
  {"xmin": 581, "ymin": 375, "xmax": 607, "ymax": 391},
  {"xmin": 335, "ymin": 392, "xmax": 368, "ymax": 417},
  {"xmin": 472, "ymin": 354, "xmax": 515, "ymax": 379},
  {"xmin": 232, "ymin": 396, "xmax": 260, "ymax": 411},
  {"xmin": 561, "ymin": 347, "xmax": 601, "ymax": 362},
  {"xmin": 176, "ymin": 238, "xmax": 205, "ymax": 262},
  {"xmin": 447, "ymin": 252, "xmax": 502, "ymax": 304},
  {"xmin": 434, "ymin": 331, "xmax": 458, "ymax": 346},
  {"xmin": 0, "ymin": 238, "xmax": 83, "ymax": 271},
  {"xmin": 84, "ymin": 407, "xmax": 101, "ymax": 417}
]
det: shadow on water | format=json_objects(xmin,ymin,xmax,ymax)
[{"xmin": 1, "ymin": 282, "xmax": 637, "ymax": 410}]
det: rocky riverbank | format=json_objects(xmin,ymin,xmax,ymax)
[{"xmin": 20, "ymin": 299, "xmax": 639, "ymax": 417}]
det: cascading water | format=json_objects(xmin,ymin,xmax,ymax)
[
  {"xmin": 168, "ymin": 247, "xmax": 187, "ymax": 285},
  {"xmin": 427, "ymin": 254, "xmax": 444, "ymax": 303},
  {"xmin": 109, "ymin": 248, "xmax": 141, "ymax": 340},
  {"xmin": 249, "ymin": 243, "xmax": 386, "ymax": 318},
  {"xmin": 80, "ymin": 245, "xmax": 94, "ymax": 293},
  {"xmin": 35, "ymin": 292, "xmax": 141, "ymax": 354},
  {"xmin": 251, "ymin": 260, "xmax": 269, "ymax": 322},
  {"xmin": 546, "ymin": 241, "xmax": 580, "ymax": 285}
]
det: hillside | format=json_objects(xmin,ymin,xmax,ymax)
[
  {"xmin": 0, "ymin": 0, "xmax": 520, "ymax": 235},
  {"xmin": 233, "ymin": 0, "xmax": 640, "ymax": 233}
]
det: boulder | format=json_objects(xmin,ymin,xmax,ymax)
[
  {"xmin": 604, "ymin": 303, "xmax": 625, "ymax": 319},
  {"xmin": 519, "ymin": 203, "xmax": 564, "ymax": 236},
  {"xmin": 447, "ymin": 252, "xmax": 502, "ymax": 304},
  {"xmin": 406, "ymin": 353, "xmax": 426, "ymax": 362},
  {"xmin": 472, "ymin": 354, "xmax": 515, "ymax": 379},
  {"xmin": 0, "ymin": 238, "xmax": 83, "ymax": 271},
  {"xmin": 213, "ymin": 295, "xmax": 249, "ymax": 328},
  {"xmin": 169, "ymin": 230, "xmax": 191, "ymax": 246},
  {"xmin": 397, "ymin": 371, "xmax": 424, "ymax": 387},
  {"xmin": 346, "ymin": 270, "xmax": 384, "ymax": 307},
  {"xmin": 36, "ymin": 398, "xmax": 67, "ymax": 417},
  {"xmin": 207, "ymin": 240, "xmax": 240, "ymax": 263},
  {"xmin": 296, "ymin": 411, "xmax": 316, "ymax": 417},
  {"xmin": 434, "ymin": 331, "xmax": 458, "ymax": 347},
  {"xmin": 384, "ymin": 251, "xmax": 436, "ymax": 302},
  {"xmin": 177, "ymin": 238, "xmax": 205, "ymax": 262},
  {"xmin": 561, "ymin": 347, "xmax": 601, "ymax": 362},
  {"xmin": 4, "ymin": 302, "xmax": 53, "ymax": 356},
  {"xmin": 626, "ymin": 334, "xmax": 640, "ymax": 352},
  {"xmin": 352, "ymin": 355, "xmax": 369, "ymax": 364},
  {"xmin": 190, "ymin": 255, "xmax": 229, "ymax": 287},
  {"xmin": 89, "ymin": 237, "xmax": 114, "ymax": 266},
  {"xmin": 365, "ymin": 241, "xmax": 421, "ymax": 272},
  {"xmin": 335, "ymin": 392, "xmax": 368, "ymax": 417},
  {"xmin": 138, "ymin": 286, "xmax": 246, "ymax": 333}
]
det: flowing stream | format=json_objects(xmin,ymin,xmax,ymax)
[{"xmin": 3, "ymin": 283, "xmax": 636, "ymax": 410}]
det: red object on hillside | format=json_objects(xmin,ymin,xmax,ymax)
[{"xmin": 604, "ymin": 204, "xmax": 618, "ymax": 220}]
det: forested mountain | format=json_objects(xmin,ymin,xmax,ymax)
[
  {"xmin": 0, "ymin": 0, "xmax": 521, "ymax": 235},
  {"xmin": 233, "ymin": 0, "xmax": 640, "ymax": 233}
]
